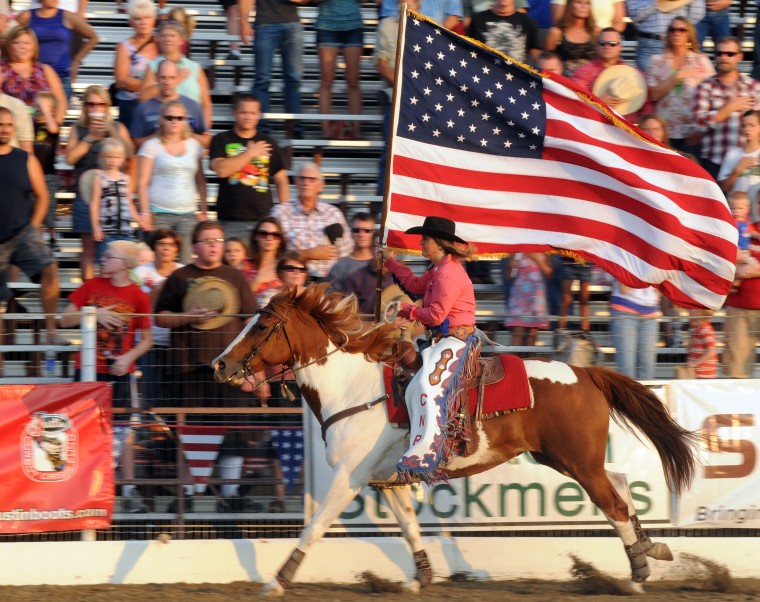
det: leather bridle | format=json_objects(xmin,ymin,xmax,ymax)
[{"xmin": 236, "ymin": 302, "xmax": 391, "ymax": 440}]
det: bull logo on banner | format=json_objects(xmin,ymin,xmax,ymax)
[{"xmin": 21, "ymin": 412, "xmax": 78, "ymax": 482}]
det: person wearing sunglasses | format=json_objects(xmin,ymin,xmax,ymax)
[
  {"xmin": 66, "ymin": 84, "xmax": 135, "ymax": 281},
  {"xmin": 646, "ymin": 17, "xmax": 714, "ymax": 155},
  {"xmin": 626, "ymin": 0, "xmax": 704, "ymax": 73},
  {"xmin": 694, "ymin": 36, "xmax": 760, "ymax": 180},
  {"xmin": 571, "ymin": 27, "xmax": 648, "ymax": 122},
  {"xmin": 327, "ymin": 212, "xmax": 376, "ymax": 287},
  {"xmin": 130, "ymin": 59, "xmax": 210, "ymax": 151},
  {"xmin": 245, "ymin": 216, "xmax": 286, "ymax": 306},
  {"xmin": 137, "ymin": 100, "xmax": 207, "ymax": 264}
]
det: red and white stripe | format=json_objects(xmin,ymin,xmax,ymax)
[
  {"xmin": 385, "ymin": 75, "xmax": 738, "ymax": 310},
  {"xmin": 177, "ymin": 426, "xmax": 224, "ymax": 494}
]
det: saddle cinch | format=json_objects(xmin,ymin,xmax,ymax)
[{"xmin": 385, "ymin": 340, "xmax": 532, "ymax": 455}]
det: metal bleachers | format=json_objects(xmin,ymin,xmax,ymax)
[{"xmin": 3, "ymin": 0, "xmax": 760, "ymax": 381}]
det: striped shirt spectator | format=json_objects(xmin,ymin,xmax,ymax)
[{"xmin": 687, "ymin": 316, "xmax": 718, "ymax": 378}]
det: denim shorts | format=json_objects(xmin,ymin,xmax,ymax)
[
  {"xmin": 557, "ymin": 258, "xmax": 592, "ymax": 282},
  {"xmin": 72, "ymin": 195, "xmax": 93, "ymax": 234},
  {"xmin": 0, "ymin": 224, "xmax": 56, "ymax": 278},
  {"xmin": 317, "ymin": 27, "xmax": 364, "ymax": 48}
]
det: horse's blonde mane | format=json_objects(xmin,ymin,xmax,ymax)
[{"xmin": 270, "ymin": 283, "xmax": 402, "ymax": 363}]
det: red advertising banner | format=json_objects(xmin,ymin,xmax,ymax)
[{"xmin": 0, "ymin": 382, "xmax": 114, "ymax": 533}]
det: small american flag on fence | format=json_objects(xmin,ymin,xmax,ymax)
[{"xmin": 383, "ymin": 9, "xmax": 738, "ymax": 310}]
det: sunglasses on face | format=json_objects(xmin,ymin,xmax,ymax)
[
  {"xmin": 256, "ymin": 230, "xmax": 282, "ymax": 239},
  {"xmin": 598, "ymin": 40, "xmax": 620, "ymax": 47},
  {"xmin": 716, "ymin": 50, "xmax": 739, "ymax": 57},
  {"xmin": 280, "ymin": 265, "xmax": 308, "ymax": 273},
  {"xmin": 668, "ymin": 26, "xmax": 688, "ymax": 33},
  {"xmin": 351, "ymin": 227, "xmax": 373, "ymax": 234},
  {"xmin": 85, "ymin": 101, "xmax": 107, "ymax": 108},
  {"xmin": 163, "ymin": 115, "xmax": 186, "ymax": 121}
]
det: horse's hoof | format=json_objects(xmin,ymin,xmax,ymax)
[
  {"xmin": 646, "ymin": 542, "xmax": 674, "ymax": 562},
  {"xmin": 626, "ymin": 580, "xmax": 646, "ymax": 595},
  {"xmin": 261, "ymin": 579, "xmax": 285, "ymax": 597},
  {"xmin": 401, "ymin": 578, "xmax": 421, "ymax": 594}
]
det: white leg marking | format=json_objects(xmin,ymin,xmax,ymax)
[
  {"xmin": 606, "ymin": 470, "xmax": 636, "ymax": 516},
  {"xmin": 612, "ymin": 519, "xmax": 638, "ymax": 546},
  {"xmin": 524, "ymin": 360, "xmax": 578, "ymax": 385}
]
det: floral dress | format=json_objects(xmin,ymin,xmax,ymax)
[
  {"xmin": 505, "ymin": 254, "xmax": 549, "ymax": 329},
  {"xmin": 646, "ymin": 51, "xmax": 714, "ymax": 139}
]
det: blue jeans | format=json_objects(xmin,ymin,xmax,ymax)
[
  {"xmin": 610, "ymin": 309, "xmax": 659, "ymax": 380},
  {"xmin": 252, "ymin": 22, "xmax": 303, "ymax": 120},
  {"xmin": 696, "ymin": 8, "xmax": 731, "ymax": 51},
  {"xmin": 636, "ymin": 36, "xmax": 664, "ymax": 73}
]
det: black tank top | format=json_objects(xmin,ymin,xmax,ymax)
[{"xmin": 0, "ymin": 148, "xmax": 32, "ymax": 243}]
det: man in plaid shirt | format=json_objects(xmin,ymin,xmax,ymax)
[
  {"xmin": 272, "ymin": 163, "xmax": 353, "ymax": 280},
  {"xmin": 694, "ymin": 37, "xmax": 760, "ymax": 180}
]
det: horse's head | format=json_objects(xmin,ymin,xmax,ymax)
[
  {"xmin": 213, "ymin": 282, "xmax": 403, "ymax": 388},
  {"xmin": 212, "ymin": 287, "xmax": 302, "ymax": 386}
]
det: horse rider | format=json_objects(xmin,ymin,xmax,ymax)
[{"xmin": 378, "ymin": 216, "xmax": 478, "ymax": 484}]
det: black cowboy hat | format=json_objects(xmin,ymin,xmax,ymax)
[{"xmin": 405, "ymin": 216, "xmax": 467, "ymax": 245}]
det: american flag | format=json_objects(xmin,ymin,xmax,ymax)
[
  {"xmin": 383, "ymin": 10, "xmax": 738, "ymax": 310},
  {"xmin": 271, "ymin": 428, "xmax": 304, "ymax": 494},
  {"xmin": 177, "ymin": 426, "xmax": 224, "ymax": 494}
]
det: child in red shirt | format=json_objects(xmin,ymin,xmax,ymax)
[{"xmin": 686, "ymin": 309, "xmax": 718, "ymax": 378}]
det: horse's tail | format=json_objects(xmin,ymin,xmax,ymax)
[{"xmin": 584, "ymin": 366, "xmax": 701, "ymax": 495}]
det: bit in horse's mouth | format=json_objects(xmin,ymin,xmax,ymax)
[{"xmin": 228, "ymin": 370, "xmax": 245, "ymax": 386}]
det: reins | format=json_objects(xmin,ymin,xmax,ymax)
[
  {"xmin": 241, "ymin": 305, "xmax": 391, "ymax": 389},
  {"xmin": 239, "ymin": 303, "xmax": 394, "ymax": 440}
]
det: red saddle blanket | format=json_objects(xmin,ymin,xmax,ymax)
[{"xmin": 383, "ymin": 353, "xmax": 532, "ymax": 425}]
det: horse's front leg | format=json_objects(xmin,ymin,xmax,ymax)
[
  {"xmin": 379, "ymin": 485, "xmax": 432, "ymax": 592},
  {"xmin": 264, "ymin": 468, "xmax": 362, "ymax": 597}
]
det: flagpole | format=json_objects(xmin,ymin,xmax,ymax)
[{"xmin": 375, "ymin": 3, "xmax": 409, "ymax": 322}]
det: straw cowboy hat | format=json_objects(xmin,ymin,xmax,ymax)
[
  {"xmin": 183, "ymin": 277, "xmax": 241, "ymax": 330},
  {"xmin": 656, "ymin": 0, "xmax": 694, "ymax": 13},
  {"xmin": 79, "ymin": 169, "xmax": 98, "ymax": 203},
  {"xmin": 380, "ymin": 284, "xmax": 425, "ymax": 341},
  {"xmin": 592, "ymin": 65, "xmax": 648, "ymax": 116},
  {"xmin": 405, "ymin": 216, "xmax": 468, "ymax": 245}
]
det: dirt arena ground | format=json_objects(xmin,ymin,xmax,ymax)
[{"xmin": 2, "ymin": 558, "xmax": 759, "ymax": 602}]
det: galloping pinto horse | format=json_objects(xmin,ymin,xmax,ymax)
[{"xmin": 213, "ymin": 284, "xmax": 700, "ymax": 596}]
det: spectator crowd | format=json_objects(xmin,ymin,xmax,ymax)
[{"xmin": 0, "ymin": 0, "xmax": 759, "ymax": 512}]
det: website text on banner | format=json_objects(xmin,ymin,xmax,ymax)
[
  {"xmin": 0, "ymin": 382, "xmax": 113, "ymax": 534},
  {"xmin": 383, "ymin": 9, "xmax": 737, "ymax": 310}
]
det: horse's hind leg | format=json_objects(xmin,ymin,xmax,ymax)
[
  {"xmin": 607, "ymin": 471, "xmax": 673, "ymax": 562},
  {"xmin": 573, "ymin": 469, "xmax": 651, "ymax": 592},
  {"xmin": 379, "ymin": 485, "xmax": 432, "ymax": 592},
  {"xmin": 264, "ymin": 470, "xmax": 362, "ymax": 596}
]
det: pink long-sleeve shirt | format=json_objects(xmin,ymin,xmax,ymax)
[{"xmin": 386, "ymin": 254, "xmax": 476, "ymax": 328}]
